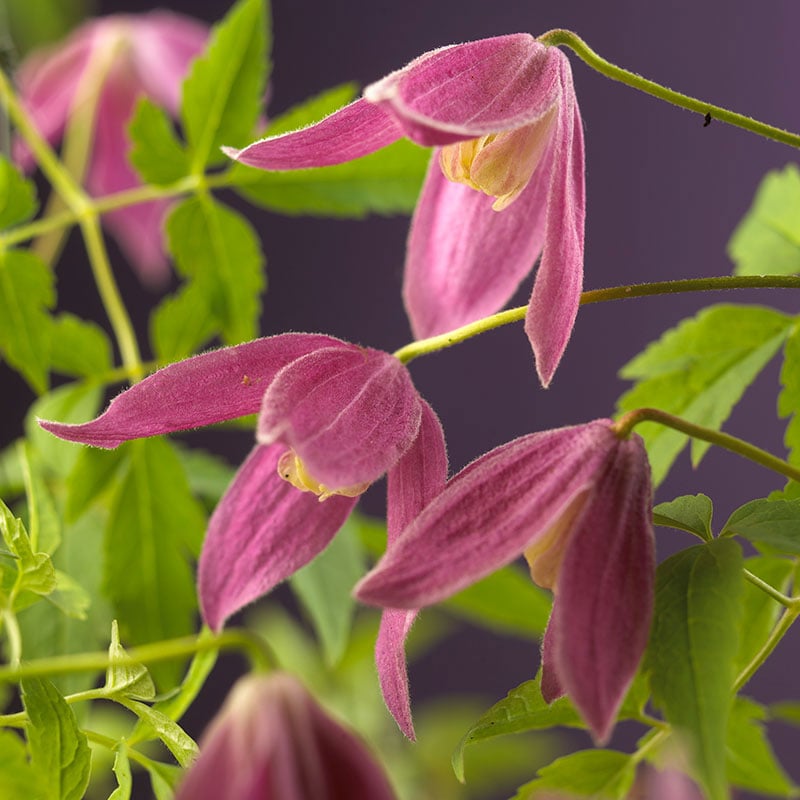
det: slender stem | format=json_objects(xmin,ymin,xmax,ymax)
[
  {"xmin": 2, "ymin": 610, "xmax": 21, "ymax": 668},
  {"xmin": 734, "ymin": 604, "xmax": 800, "ymax": 692},
  {"xmin": 539, "ymin": 29, "xmax": 800, "ymax": 150},
  {"xmin": 743, "ymin": 568, "xmax": 795, "ymax": 608},
  {"xmin": 84, "ymin": 730, "xmax": 165, "ymax": 772},
  {"xmin": 614, "ymin": 407, "xmax": 800, "ymax": 485},
  {"xmin": 393, "ymin": 275, "xmax": 800, "ymax": 363}
]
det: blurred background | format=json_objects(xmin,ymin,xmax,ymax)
[{"xmin": 3, "ymin": 0, "xmax": 800, "ymax": 797}]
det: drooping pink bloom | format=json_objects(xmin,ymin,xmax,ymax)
[
  {"xmin": 13, "ymin": 12, "xmax": 208, "ymax": 285},
  {"xmin": 176, "ymin": 672, "xmax": 397, "ymax": 800},
  {"xmin": 356, "ymin": 419, "xmax": 655, "ymax": 743},
  {"xmin": 225, "ymin": 34, "xmax": 585, "ymax": 386},
  {"xmin": 39, "ymin": 332, "xmax": 446, "ymax": 737}
]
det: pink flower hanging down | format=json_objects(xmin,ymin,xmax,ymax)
[
  {"xmin": 356, "ymin": 419, "xmax": 655, "ymax": 743},
  {"xmin": 176, "ymin": 672, "xmax": 397, "ymax": 800},
  {"xmin": 13, "ymin": 12, "xmax": 208, "ymax": 285},
  {"xmin": 225, "ymin": 34, "xmax": 585, "ymax": 386},
  {"xmin": 39, "ymin": 333, "xmax": 446, "ymax": 739}
]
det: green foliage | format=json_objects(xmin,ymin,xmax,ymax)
[
  {"xmin": 108, "ymin": 746, "xmax": 133, "ymax": 800},
  {"xmin": 652, "ymin": 493, "xmax": 713, "ymax": 541},
  {"xmin": 181, "ymin": 0, "xmax": 269, "ymax": 170},
  {"xmin": 22, "ymin": 678, "xmax": 91, "ymax": 800},
  {"xmin": 0, "ymin": 157, "xmax": 38, "ymax": 229},
  {"xmin": 103, "ymin": 439, "xmax": 205, "ymax": 689},
  {"xmin": 117, "ymin": 700, "xmax": 198, "ymax": 768},
  {"xmin": 128, "ymin": 98, "xmax": 190, "ymax": 185},
  {"xmin": 104, "ymin": 620, "xmax": 157, "ymax": 701},
  {"xmin": 0, "ymin": 729, "xmax": 46, "ymax": 799},
  {"xmin": 617, "ymin": 304, "xmax": 792, "ymax": 485},
  {"xmin": 722, "ymin": 498, "xmax": 800, "ymax": 554},
  {"xmin": 150, "ymin": 282, "xmax": 217, "ymax": 363},
  {"xmin": 646, "ymin": 539, "xmax": 743, "ymax": 800},
  {"xmin": 64, "ymin": 447, "xmax": 126, "ymax": 523},
  {"xmin": 164, "ymin": 195, "xmax": 264, "ymax": 346},
  {"xmin": 778, "ymin": 322, "xmax": 800, "ymax": 469},
  {"xmin": 48, "ymin": 314, "xmax": 112, "ymax": 378},
  {"xmin": 728, "ymin": 164, "xmax": 800, "ymax": 276}
]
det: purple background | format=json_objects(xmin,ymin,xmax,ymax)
[{"xmin": 5, "ymin": 0, "xmax": 800, "ymax": 795}]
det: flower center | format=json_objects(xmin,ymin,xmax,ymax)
[
  {"xmin": 439, "ymin": 107, "xmax": 557, "ymax": 211},
  {"xmin": 277, "ymin": 450, "xmax": 369, "ymax": 501}
]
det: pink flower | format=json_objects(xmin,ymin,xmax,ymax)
[
  {"xmin": 176, "ymin": 672, "xmax": 397, "ymax": 800},
  {"xmin": 356, "ymin": 419, "xmax": 655, "ymax": 743},
  {"xmin": 225, "ymin": 34, "xmax": 585, "ymax": 386},
  {"xmin": 39, "ymin": 332, "xmax": 446, "ymax": 738},
  {"xmin": 13, "ymin": 12, "xmax": 208, "ymax": 285}
]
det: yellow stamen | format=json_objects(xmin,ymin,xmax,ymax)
[{"xmin": 277, "ymin": 450, "xmax": 369, "ymax": 502}]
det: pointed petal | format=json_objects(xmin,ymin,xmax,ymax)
[
  {"xmin": 356, "ymin": 421, "xmax": 615, "ymax": 608},
  {"xmin": 525, "ymin": 60, "xmax": 586, "ymax": 387},
  {"xmin": 364, "ymin": 35, "xmax": 561, "ymax": 146},
  {"xmin": 39, "ymin": 334, "xmax": 344, "ymax": 447},
  {"xmin": 539, "ymin": 614, "xmax": 565, "ymax": 704},
  {"xmin": 375, "ymin": 609, "xmax": 418, "ymax": 741},
  {"xmin": 550, "ymin": 435, "xmax": 654, "ymax": 743},
  {"xmin": 403, "ymin": 159, "xmax": 547, "ymax": 338},
  {"xmin": 199, "ymin": 444, "xmax": 356, "ymax": 631},
  {"xmin": 257, "ymin": 346, "xmax": 421, "ymax": 488},
  {"xmin": 224, "ymin": 98, "xmax": 404, "ymax": 169}
]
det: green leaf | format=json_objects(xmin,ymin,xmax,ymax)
[
  {"xmin": 511, "ymin": 750, "xmax": 636, "ymax": 800},
  {"xmin": 0, "ymin": 729, "xmax": 46, "ymax": 800},
  {"xmin": 444, "ymin": 564, "xmax": 551, "ymax": 638},
  {"xmin": 617, "ymin": 304, "xmax": 792, "ymax": 485},
  {"xmin": 770, "ymin": 701, "xmax": 800, "ymax": 726},
  {"xmin": 174, "ymin": 446, "xmax": 235, "ymax": 504},
  {"xmin": 128, "ymin": 98, "xmax": 190, "ymax": 185},
  {"xmin": 20, "ymin": 442, "xmax": 61, "ymax": 554},
  {"xmin": 149, "ymin": 282, "xmax": 218, "ymax": 363},
  {"xmin": 165, "ymin": 196, "xmax": 264, "ymax": 345},
  {"xmin": 728, "ymin": 164, "xmax": 800, "ymax": 276},
  {"xmin": 108, "ymin": 745, "xmax": 132, "ymax": 800},
  {"xmin": 182, "ymin": 0, "xmax": 269, "ymax": 170},
  {"xmin": 119, "ymin": 700, "xmax": 198, "ymax": 768},
  {"xmin": 22, "ymin": 678, "xmax": 91, "ymax": 800},
  {"xmin": 260, "ymin": 83, "xmax": 357, "ymax": 136},
  {"xmin": 653, "ymin": 493, "xmax": 713, "ymax": 541},
  {"xmin": 722, "ymin": 498, "xmax": 800, "ymax": 554},
  {"xmin": 64, "ymin": 446, "xmax": 127, "ymax": 523},
  {"xmin": 0, "ymin": 497, "xmax": 56, "ymax": 600},
  {"xmin": 0, "ymin": 249, "xmax": 54, "ymax": 393},
  {"xmin": 104, "ymin": 620, "xmax": 157, "ymax": 701},
  {"xmin": 0, "ymin": 157, "xmax": 38, "ymax": 228},
  {"xmin": 45, "ymin": 570, "xmax": 90, "ymax": 620},
  {"xmin": 726, "ymin": 697, "xmax": 796, "ymax": 797},
  {"xmin": 144, "ymin": 761, "xmax": 183, "ymax": 800},
  {"xmin": 104, "ymin": 439, "xmax": 205, "ymax": 689},
  {"xmin": 646, "ymin": 539, "xmax": 743, "ymax": 800},
  {"xmin": 291, "ymin": 516, "xmax": 365, "ymax": 665},
  {"xmin": 48, "ymin": 314, "xmax": 112, "ymax": 378},
  {"xmin": 778, "ymin": 322, "xmax": 800, "ymax": 469}
]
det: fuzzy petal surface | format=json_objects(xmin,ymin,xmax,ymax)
[
  {"xmin": 39, "ymin": 333, "xmax": 344, "ymax": 448},
  {"xmin": 224, "ymin": 98, "xmax": 404, "ymax": 169},
  {"xmin": 199, "ymin": 445, "xmax": 356, "ymax": 631},
  {"xmin": 356, "ymin": 420, "xmax": 615, "ymax": 608},
  {"xmin": 257, "ymin": 345, "xmax": 422, "ymax": 489}
]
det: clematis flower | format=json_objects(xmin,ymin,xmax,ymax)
[
  {"xmin": 13, "ymin": 12, "xmax": 208, "ymax": 285},
  {"xmin": 39, "ymin": 332, "xmax": 446, "ymax": 737},
  {"xmin": 176, "ymin": 672, "xmax": 397, "ymax": 800},
  {"xmin": 356, "ymin": 419, "xmax": 655, "ymax": 743},
  {"xmin": 225, "ymin": 34, "xmax": 584, "ymax": 386}
]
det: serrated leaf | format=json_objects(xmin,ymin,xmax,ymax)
[
  {"xmin": 22, "ymin": 677, "xmax": 91, "ymax": 800},
  {"xmin": 128, "ymin": 98, "xmax": 190, "ymax": 185},
  {"xmin": 512, "ymin": 750, "xmax": 636, "ymax": 799},
  {"xmin": 0, "ymin": 729, "xmax": 46, "ymax": 800},
  {"xmin": 728, "ymin": 164, "xmax": 800, "ymax": 276},
  {"xmin": 646, "ymin": 539, "xmax": 743, "ymax": 800},
  {"xmin": 722, "ymin": 498, "xmax": 800, "ymax": 554},
  {"xmin": 617, "ymin": 305, "xmax": 792, "ymax": 485},
  {"xmin": 108, "ymin": 745, "xmax": 132, "ymax": 800},
  {"xmin": 49, "ymin": 314, "xmax": 112, "ymax": 378},
  {"xmin": 105, "ymin": 620, "xmax": 156, "ymax": 701},
  {"xmin": 65, "ymin": 446, "xmax": 127, "ymax": 523},
  {"xmin": 778, "ymin": 322, "xmax": 800, "ymax": 470},
  {"xmin": 0, "ymin": 249, "xmax": 54, "ymax": 393},
  {"xmin": 726, "ymin": 697, "xmax": 795, "ymax": 797},
  {"xmin": 149, "ymin": 281, "xmax": 217, "ymax": 363},
  {"xmin": 0, "ymin": 497, "xmax": 56, "ymax": 600},
  {"xmin": 261, "ymin": 83, "xmax": 357, "ymax": 136},
  {"xmin": 291, "ymin": 516, "xmax": 365, "ymax": 665},
  {"xmin": 104, "ymin": 438, "xmax": 205, "ymax": 689},
  {"xmin": 165, "ymin": 196, "xmax": 264, "ymax": 345},
  {"xmin": 182, "ymin": 0, "xmax": 268, "ymax": 170},
  {"xmin": 119, "ymin": 699, "xmax": 198, "ymax": 768},
  {"xmin": 653, "ymin": 493, "xmax": 714, "ymax": 541},
  {"xmin": 0, "ymin": 156, "xmax": 38, "ymax": 228}
]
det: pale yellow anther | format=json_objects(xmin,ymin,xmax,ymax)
[{"xmin": 277, "ymin": 450, "xmax": 369, "ymax": 502}]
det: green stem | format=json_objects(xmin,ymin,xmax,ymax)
[
  {"xmin": 84, "ymin": 730, "xmax": 166, "ymax": 772},
  {"xmin": 614, "ymin": 407, "xmax": 800, "ymax": 485},
  {"xmin": 2, "ymin": 610, "xmax": 21, "ymax": 668},
  {"xmin": 539, "ymin": 29, "xmax": 800, "ymax": 150},
  {"xmin": 743, "ymin": 568, "xmax": 795, "ymax": 608},
  {"xmin": 734, "ymin": 603, "xmax": 800, "ymax": 692},
  {"xmin": 393, "ymin": 275, "xmax": 800, "ymax": 363},
  {"xmin": 0, "ymin": 629, "xmax": 273, "ymax": 684}
]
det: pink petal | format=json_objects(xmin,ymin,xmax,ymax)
[
  {"xmin": 364, "ymin": 35, "xmax": 562, "ymax": 146},
  {"xmin": 539, "ymin": 617, "xmax": 565, "ymax": 704},
  {"xmin": 224, "ymin": 98, "xmax": 404, "ymax": 169},
  {"xmin": 375, "ymin": 609, "xmax": 418, "ymax": 741},
  {"xmin": 549, "ymin": 435, "xmax": 654, "ymax": 743},
  {"xmin": 198, "ymin": 445, "xmax": 356, "ymax": 631},
  {"xmin": 356, "ymin": 421, "xmax": 615, "ymax": 608},
  {"xmin": 524, "ymin": 60, "xmax": 586, "ymax": 387},
  {"xmin": 257, "ymin": 345, "xmax": 422, "ymax": 489},
  {"xmin": 39, "ymin": 333, "xmax": 344, "ymax": 447},
  {"xmin": 403, "ymin": 160, "xmax": 547, "ymax": 338}
]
